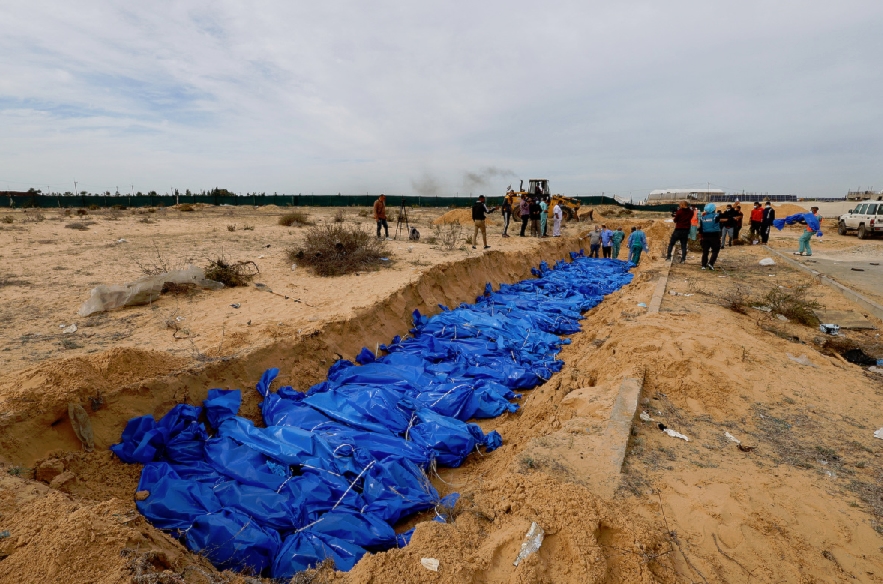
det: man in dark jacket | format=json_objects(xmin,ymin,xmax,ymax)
[
  {"xmin": 761, "ymin": 201, "xmax": 776, "ymax": 243},
  {"xmin": 471, "ymin": 195, "xmax": 497, "ymax": 249},
  {"xmin": 719, "ymin": 204, "xmax": 735, "ymax": 246},
  {"xmin": 732, "ymin": 202, "xmax": 744, "ymax": 241},
  {"xmin": 666, "ymin": 200, "xmax": 693, "ymax": 263}
]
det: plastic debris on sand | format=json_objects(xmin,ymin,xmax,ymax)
[
  {"xmin": 513, "ymin": 522, "xmax": 545, "ymax": 566},
  {"xmin": 421, "ymin": 558, "xmax": 440, "ymax": 572},
  {"xmin": 663, "ymin": 429, "xmax": 689, "ymax": 441},
  {"xmin": 110, "ymin": 254, "xmax": 634, "ymax": 579},
  {"xmin": 78, "ymin": 266, "xmax": 224, "ymax": 316}
]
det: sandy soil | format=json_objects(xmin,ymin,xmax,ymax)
[{"xmin": 1, "ymin": 205, "xmax": 882, "ymax": 583}]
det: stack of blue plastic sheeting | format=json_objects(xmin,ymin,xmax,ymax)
[{"xmin": 111, "ymin": 254, "xmax": 633, "ymax": 578}]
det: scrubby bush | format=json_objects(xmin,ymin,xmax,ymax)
[
  {"xmin": 1, "ymin": 215, "xmax": 13, "ymax": 224},
  {"xmin": 204, "ymin": 257, "xmax": 259, "ymax": 287},
  {"xmin": 762, "ymin": 285, "xmax": 821, "ymax": 326},
  {"xmin": 333, "ymin": 209, "xmax": 346, "ymax": 223},
  {"xmin": 178, "ymin": 204, "xmax": 194, "ymax": 212},
  {"xmin": 279, "ymin": 211, "xmax": 313, "ymax": 227},
  {"xmin": 289, "ymin": 224, "xmax": 388, "ymax": 276}
]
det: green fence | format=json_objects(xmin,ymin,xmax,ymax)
[{"xmin": 0, "ymin": 192, "xmax": 676, "ymax": 212}]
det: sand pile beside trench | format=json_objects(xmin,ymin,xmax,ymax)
[
  {"xmin": 432, "ymin": 208, "xmax": 497, "ymax": 226},
  {"xmin": 770, "ymin": 203, "xmax": 808, "ymax": 216}
]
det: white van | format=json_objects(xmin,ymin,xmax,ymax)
[{"xmin": 838, "ymin": 202, "xmax": 883, "ymax": 239}]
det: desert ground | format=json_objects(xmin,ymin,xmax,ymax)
[{"xmin": 0, "ymin": 202, "xmax": 882, "ymax": 583}]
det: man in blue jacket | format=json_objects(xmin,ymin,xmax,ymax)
[{"xmin": 698, "ymin": 203, "xmax": 722, "ymax": 270}]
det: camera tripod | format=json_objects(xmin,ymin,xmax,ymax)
[{"xmin": 394, "ymin": 196, "xmax": 410, "ymax": 240}]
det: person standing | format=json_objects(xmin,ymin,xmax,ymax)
[
  {"xmin": 601, "ymin": 224, "xmax": 613, "ymax": 258},
  {"xmin": 689, "ymin": 206, "xmax": 699, "ymax": 241},
  {"xmin": 612, "ymin": 227, "xmax": 625, "ymax": 259},
  {"xmin": 552, "ymin": 202, "xmax": 563, "ymax": 236},
  {"xmin": 719, "ymin": 204, "xmax": 735, "ymax": 247},
  {"xmin": 539, "ymin": 197, "xmax": 549, "ymax": 237},
  {"xmin": 519, "ymin": 195, "xmax": 530, "ymax": 237},
  {"xmin": 529, "ymin": 197, "xmax": 542, "ymax": 237},
  {"xmin": 749, "ymin": 202, "xmax": 764, "ymax": 241},
  {"xmin": 761, "ymin": 201, "xmax": 776, "ymax": 244},
  {"xmin": 627, "ymin": 226, "xmax": 649, "ymax": 265},
  {"xmin": 374, "ymin": 194, "xmax": 389, "ymax": 239},
  {"xmin": 588, "ymin": 226, "xmax": 602, "ymax": 257},
  {"xmin": 666, "ymin": 200, "xmax": 693, "ymax": 263},
  {"xmin": 501, "ymin": 190, "xmax": 515, "ymax": 237},
  {"xmin": 732, "ymin": 202, "xmax": 744, "ymax": 241},
  {"xmin": 795, "ymin": 206, "xmax": 821, "ymax": 256},
  {"xmin": 698, "ymin": 203, "xmax": 722, "ymax": 270},
  {"xmin": 471, "ymin": 195, "xmax": 496, "ymax": 250}
]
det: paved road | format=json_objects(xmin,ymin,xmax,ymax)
[{"xmin": 795, "ymin": 256, "xmax": 883, "ymax": 305}]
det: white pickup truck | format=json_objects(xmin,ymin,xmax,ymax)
[{"xmin": 838, "ymin": 202, "xmax": 883, "ymax": 239}]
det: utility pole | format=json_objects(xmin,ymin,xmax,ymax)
[{"xmin": 74, "ymin": 180, "xmax": 77, "ymax": 195}]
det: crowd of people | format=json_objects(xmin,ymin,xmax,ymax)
[
  {"xmin": 497, "ymin": 191, "xmax": 564, "ymax": 239},
  {"xmin": 372, "ymin": 194, "xmax": 819, "ymax": 268}
]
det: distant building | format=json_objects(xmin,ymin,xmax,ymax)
[
  {"xmin": 647, "ymin": 189, "xmax": 725, "ymax": 204},
  {"xmin": 646, "ymin": 189, "xmax": 799, "ymax": 204},
  {"xmin": 846, "ymin": 190, "xmax": 881, "ymax": 201}
]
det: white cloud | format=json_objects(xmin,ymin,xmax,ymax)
[{"xmin": 0, "ymin": 0, "xmax": 881, "ymax": 197}]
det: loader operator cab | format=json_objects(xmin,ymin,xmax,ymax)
[{"xmin": 528, "ymin": 179, "xmax": 549, "ymax": 197}]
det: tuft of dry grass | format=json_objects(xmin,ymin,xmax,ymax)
[
  {"xmin": 1, "ymin": 215, "xmax": 13, "ymax": 224},
  {"xmin": 65, "ymin": 222, "xmax": 91, "ymax": 230},
  {"xmin": 289, "ymin": 223, "xmax": 388, "ymax": 276},
  {"xmin": 177, "ymin": 203, "xmax": 194, "ymax": 212},
  {"xmin": 204, "ymin": 257, "xmax": 259, "ymax": 287},
  {"xmin": 279, "ymin": 211, "xmax": 314, "ymax": 227},
  {"xmin": 333, "ymin": 209, "xmax": 346, "ymax": 223}
]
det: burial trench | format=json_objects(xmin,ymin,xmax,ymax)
[{"xmin": 6, "ymin": 241, "xmax": 647, "ymax": 580}]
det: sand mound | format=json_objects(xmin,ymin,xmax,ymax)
[
  {"xmin": 771, "ymin": 203, "xmax": 809, "ymax": 216},
  {"xmin": 344, "ymin": 472, "xmax": 667, "ymax": 583},
  {"xmin": 432, "ymin": 208, "xmax": 497, "ymax": 226}
]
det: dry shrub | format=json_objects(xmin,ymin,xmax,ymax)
[
  {"xmin": 432, "ymin": 223, "xmax": 462, "ymax": 250},
  {"xmin": 242, "ymin": 224, "xmax": 255, "ymax": 231},
  {"xmin": 65, "ymin": 222, "xmax": 89, "ymax": 230},
  {"xmin": 23, "ymin": 212, "xmax": 45, "ymax": 222},
  {"xmin": 333, "ymin": 209, "xmax": 346, "ymax": 223},
  {"xmin": 763, "ymin": 284, "xmax": 821, "ymax": 326},
  {"xmin": 204, "ymin": 257, "xmax": 259, "ymax": 287},
  {"xmin": 227, "ymin": 224, "xmax": 236, "ymax": 232},
  {"xmin": 289, "ymin": 224, "xmax": 388, "ymax": 276},
  {"xmin": 178, "ymin": 203, "xmax": 194, "ymax": 212},
  {"xmin": 721, "ymin": 285, "xmax": 752, "ymax": 314},
  {"xmin": 279, "ymin": 211, "xmax": 313, "ymax": 227},
  {"xmin": 1, "ymin": 215, "xmax": 13, "ymax": 224},
  {"xmin": 78, "ymin": 208, "xmax": 89, "ymax": 215}
]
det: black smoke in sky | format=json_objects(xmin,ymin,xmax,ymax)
[
  {"xmin": 462, "ymin": 167, "xmax": 516, "ymax": 192},
  {"xmin": 410, "ymin": 173, "xmax": 443, "ymax": 196}
]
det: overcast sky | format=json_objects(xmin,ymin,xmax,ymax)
[{"xmin": 1, "ymin": 1, "xmax": 881, "ymax": 198}]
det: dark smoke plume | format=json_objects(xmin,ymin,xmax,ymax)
[
  {"xmin": 462, "ymin": 167, "xmax": 516, "ymax": 192},
  {"xmin": 410, "ymin": 173, "xmax": 443, "ymax": 196}
]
